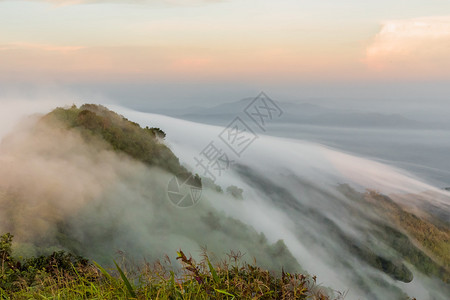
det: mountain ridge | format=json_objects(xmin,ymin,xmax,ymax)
[{"xmin": 150, "ymin": 97, "xmax": 438, "ymax": 129}]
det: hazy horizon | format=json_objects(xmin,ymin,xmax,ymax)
[{"xmin": 1, "ymin": 0, "xmax": 450, "ymax": 109}]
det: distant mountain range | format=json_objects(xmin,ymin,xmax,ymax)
[{"xmin": 153, "ymin": 98, "xmax": 444, "ymax": 129}]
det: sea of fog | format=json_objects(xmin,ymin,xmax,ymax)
[
  {"xmin": 109, "ymin": 106, "xmax": 450, "ymax": 300},
  {"xmin": 1, "ymin": 101, "xmax": 449, "ymax": 300},
  {"xmin": 266, "ymin": 124, "xmax": 450, "ymax": 188}
]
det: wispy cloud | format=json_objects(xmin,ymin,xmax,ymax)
[
  {"xmin": 17, "ymin": 0, "xmax": 223, "ymax": 6},
  {"xmin": 0, "ymin": 42, "xmax": 85, "ymax": 53},
  {"xmin": 0, "ymin": 41, "xmax": 354, "ymax": 83},
  {"xmin": 365, "ymin": 16, "xmax": 450, "ymax": 76}
]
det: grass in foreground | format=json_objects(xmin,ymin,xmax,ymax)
[{"xmin": 1, "ymin": 233, "xmax": 343, "ymax": 299}]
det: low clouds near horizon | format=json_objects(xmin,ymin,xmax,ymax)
[
  {"xmin": 8, "ymin": 0, "xmax": 222, "ymax": 6},
  {"xmin": 2, "ymin": 1, "xmax": 450, "ymax": 100}
]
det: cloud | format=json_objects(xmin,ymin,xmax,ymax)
[
  {"xmin": 0, "ymin": 42, "xmax": 85, "ymax": 53},
  {"xmin": 365, "ymin": 16, "xmax": 450, "ymax": 76},
  {"xmin": 17, "ymin": 0, "xmax": 223, "ymax": 6},
  {"xmin": 0, "ymin": 41, "xmax": 350, "ymax": 83}
]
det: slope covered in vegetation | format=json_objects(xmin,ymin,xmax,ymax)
[
  {"xmin": 1, "ymin": 104, "xmax": 336, "ymax": 298},
  {"xmin": 364, "ymin": 189, "xmax": 450, "ymax": 282},
  {"xmin": 338, "ymin": 184, "xmax": 450, "ymax": 283},
  {"xmin": 1, "ymin": 233, "xmax": 342, "ymax": 299},
  {"xmin": 42, "ymin": 104, "xmax": 199, "ymax": 183}
]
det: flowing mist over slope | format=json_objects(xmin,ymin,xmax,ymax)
[
  {"xmin": 151, "ymin": 97, "xmax": 450, "ymax": 188},
  {"xmin": 0, "ymin": 104, "xmax": 449, "ymax": 300},
  {"xmin": 113, "ymin": 106, "xmax": 450, "ymax": 300},
  {"xmin": 0, "ymin": 105, "xmax": 300, "ymax": 272}
]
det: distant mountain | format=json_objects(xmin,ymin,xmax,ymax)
[
  {"xmin": 157, "ymin": 98, "xmax": 434, "ymax": 129},
  {"xmin": 299, "ymin": 111, "xmax": 423, "ymax": 128}
]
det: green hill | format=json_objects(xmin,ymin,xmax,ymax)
[
  {"xmin": 0, "ymin": 104, "xmax": 343, "ymax": 299},
  {"xmin": 42, "ymin": 104, "xmax": 199, "ymax": 183}
]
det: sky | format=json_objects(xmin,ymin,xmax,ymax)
[{"xmin": 1, "ymin": 0, "xmax": 450, "ymax": 107}]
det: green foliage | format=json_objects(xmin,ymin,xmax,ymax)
[
  {"xmin": 1, "ymin": 234, "xmax": 344, "ymax": 299},
  {"xmin": 206, "ymin": 257, "xmax": 219, "ymax": 284},
  {"xmin": 42, "ymin": 104, "xmax": 195, "ymax": 181},
  {"xmin": 114, "ymin": 260, "xmax": 137, "ymax": 298},
  {"xmin": 0, "ymin": 233, "xmax": 13, "ymax": 264},
  {"xmin": 93, "ymin": 261, "xmax": 113, "ymax": 282},
  {"xmin": 365, "ymin": 190, "xmax": 450, "ymax": 283},
  {"xmin": 1, "ymin": 233, "xmax": 92, "ymax": 293},
  {"xmin": 337, "ymin": 185, "xmax": 450, "ymax": 283},
  {"xmin": 226, "ymin": 185, "xmax": 244, "ymax": 199},
  {"xmin": 145, "ymin": 126, "xmax": 166, "ymax": 139}
]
